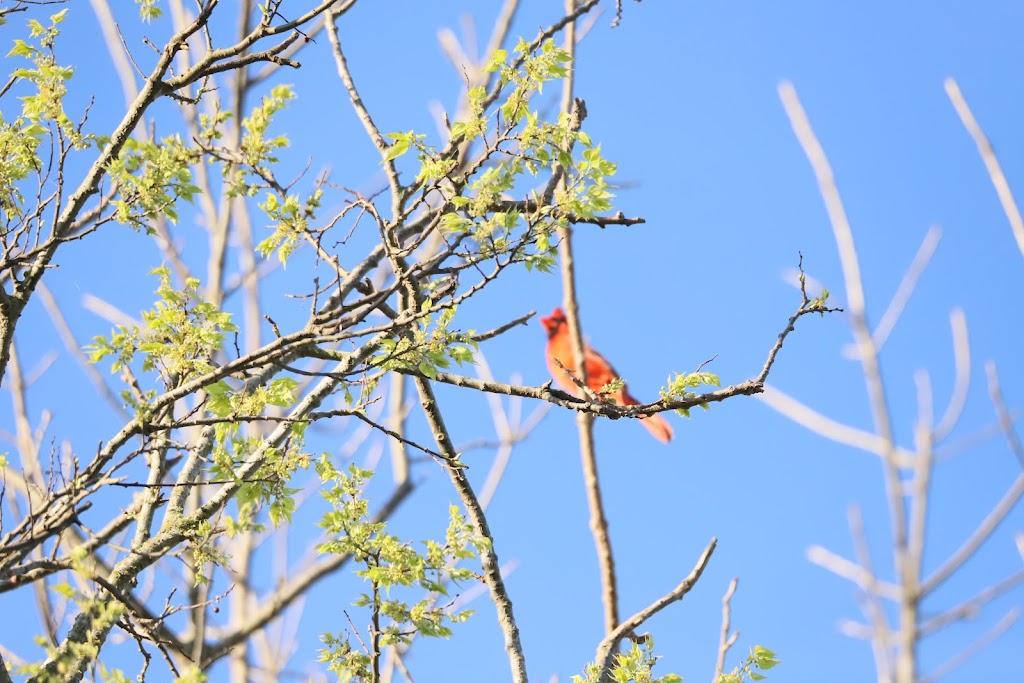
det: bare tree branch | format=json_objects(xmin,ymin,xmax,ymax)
[
  {"xmin": 713, "ymin": 578, "xmax": 739, "ymax": 682},
  {"xmin": 593, "ymin": 538, "xmax": 717, "ymax": 681},
  {"xmin": 945, "ymin": 78, "xmax": 1024, "ymax": 260},
  {"xmin": 779, "ymin": 79, "xmax": 915, "ymax": 682},
  {"xmin": 412, "ymin": 376, "xmax": 528, "ymax": 683},
  {"xmin": 919, "ymin": 608, "xmax": 1020, "ymax": 683}
]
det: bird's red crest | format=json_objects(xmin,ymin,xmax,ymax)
[{"xmin": 540, "ymin": 307, "xmax": 566, "ymax": 336}]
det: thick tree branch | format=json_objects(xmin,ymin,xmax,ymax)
[
  {"xmin": 554, "ymin": 0, "xmax": 620, "ymax": 640},
  {"xmin": 412, "ymin": 376, "xmax": 528, "ymax": 683}
]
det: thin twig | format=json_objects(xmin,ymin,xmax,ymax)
[
  {"xmin": 37, "ymin": 283, "xmax": 129, "ymax": 419},
  {"xmin": 863, "ymin": 225, "xmax": 942, "ymax": 355},
  {"xmin": 713, "ymin": 578, "xmax": 739, "ymax": 682},
  {"xmin": 806, "ymin": 544, "xmax": 902, "ymax": 601},
  {"xmin": 848, "ymin": 504, "xmax": 895, "ymax": 680},
  {"xmin": 921, "ymin": 471, "xmax": 1024, "ymax": 595},
  {"xmin": 904, "ymin": 368, "xmax": 936, "ymax": 668},
  {"xmin": 919, "ymin": 607, "xmax": 1020, "ymax": 683},
  {"xmin": 914, "ymin": 362, "xmax": 1024, "ymax": 594},
  {"xmin": 324, "ymin": 14, "xmax": 403, "ymax": 208},
  {"xmin": 986, "ymin": 361, "xmax": 1024, "ymax": 469},
  {"xmin": 471, "ymin": 311, "xmax": 536, "ymax": 343},
  {"xmin": 918, "ymin": 568, "xmax": 1024, "ymax": 637},
  {"xmin": 88, "ymin": 0, "xmax": 141, "ymax": 107},
  {"xmin": 934, "ymin": 308, "xmax": 970, "ymax": 442},
  {"xmin": 756, "ymin": 387, "xmax": 914, "ymax": 467}
]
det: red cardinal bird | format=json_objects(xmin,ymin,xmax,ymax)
[{"xmin": 541, "ymin": 307, "xmax": 673, "ymax": 444}]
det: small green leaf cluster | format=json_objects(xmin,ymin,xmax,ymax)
[
  {"xmin": 227, "ymin": 437, "xmax": 308, "ymax": 532},
  {"xmin": 0, "ymin": 12, "xmax": 60, "ymax": 220},
  {"xmin": 796, "ymin": 268, "xmax": 833, "ymax": 315},
  {"xmin": 135, "ymin": 0, "xmax": 163, "ymax": 22},
  {"xmin": 198, "ymin": 106, "xmax": 231, "ymax": 146},
  {"xmin": 383, "ymin": 129, "xmax": 462, "ymax": 187},
  {"xmin": 184, "ymin": 517, "xmax": 233, "ymax": 586},
  {"xmin": 382, "ymin": 129, "xmax": 421, "ymax": 162},
  {"xmin": 441, "ymin": 164, "xmax": 560, "ymax": 272},
  {"xmin": 486, "ymin": 38, "xmax": 572, "ymax": 125},
  {"xmin": 445, "ymin": 164, "xmax": 520, "ymax": 232},
  {"xmin": 193, "ymin": 84, "xmax": 315, "ymax": 265},
  {"xmin": 172, "ymin": 666, "xmax": 209, "ymax": 683},
  {"xmin": 376, "ymin": 304, "xmax": 477, "ymax": 380},
  {"xmin": 215, "ymin": 85, "xmax": 323, "ymax": 265},
  {"xmin": 6, "ymin": 9, "xmax": 84, "ymax": 146},
  {"xmin": 207, "ymin": 377, "xmax": 299, "ymax": 418},
  {"xmin": 17, "ymin": 586, "xmax": 125, "ymax": 680},
  {"xmin": 88, "ymin": 267, "xmax": 237, "ymax": 386},
  {"xmin": 556, "ymin": 133, "xmax": 617, "ymax": 220},
  {"xmin": 316, "ymin": 459, "xmax": 480, "ymax": 678},
  {"xmin": 317, "ymin": 635, "xmax": 372, "ymax": 683},
  {"xmin": 0, "ymin": 113, "xmax": 44, "ymax": 219},
  {"xmin": 107, "ymin": 134, "xmax": 200, "ymax": 230},
  {"xmin": 598, "ymin": 377, "xmax": 626, "ymax": 398},
  {"xmin": 256, "ymin": 188, "xmax": 322, "ymax": 265},
  {"xmin": 450, "ymin": 85, "xmax": 488, "ymax": 142},
  {"xmin": 205, "ymin": 378, "xmax": 308, "ymax": 531},
  {"xmin": 96, "ymin": 664, "xmax": 133, "ymax": 683},
  {"xmin": 573, "ymin": 638, "xmax": 681, "ymax": 683},
  {"xmin": 241, "ymin": 85, "xmax": 295, "ymax": 168},
  {"xmin": 438, "ymin": 41, "xmax": 617, "ymax": 274},
  {"xmin": 660, "ymin": 371, "xmax": 722, "ymax": 417},
  {"xmin": 375, "ymin": 39, "xmax": 619, "ymax": 282},
  {"xmin": 717, "ymin": 646, "xmax": 780, "ymax": 683},
  {"xmin": 807, "ymin": 288, "xmax": 831, "ymax": 314}
]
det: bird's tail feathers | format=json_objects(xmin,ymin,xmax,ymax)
[
  {"xmin": 639, "ymin": 413, "xmax": 673, "ymax": 444},
  {"xmin": 620, "ymin": 391, "xmax": 674, "ymax": 444}
]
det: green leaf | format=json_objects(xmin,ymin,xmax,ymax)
[
  {"xmin": 7, "ymin": 40, "xmax": 34, "ymax": 58},
  {"xmin": 440, "ymin": 212, "xmax": 471, "ymax": 233},
  {"xmin": 418, "ymin": 360, "xmax": 437, "ymax": 379},
  {"xmin": 383, "ymin": 138, "xmax": 409, "ymax": 162},
  {"xmin": 483, "ymin": 48, "xmax": 508, "ymax": 72},
  {"xmin": 206, "ymin": 381, "xmax": 234, "ymax": 417}
]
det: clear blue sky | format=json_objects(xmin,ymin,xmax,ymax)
[{"xmin": 3, "ymin": 1, "xmax": 1023, "ymax": 681}]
